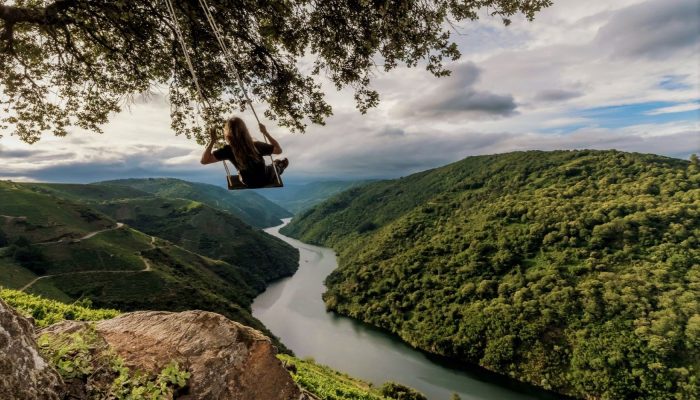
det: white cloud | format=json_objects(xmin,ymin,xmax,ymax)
[{"xmin": 645, "ymin": 103, "xmax": 700, "ymax": 115}]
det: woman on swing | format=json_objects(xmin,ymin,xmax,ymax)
[{"xmin": 200, "ymin": 117, "xmax": 289, "ymax": 188}]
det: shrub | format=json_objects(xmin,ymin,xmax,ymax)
[{"xmin": 380, "ymin": 382, "xmax": 427, "ymax": 400}]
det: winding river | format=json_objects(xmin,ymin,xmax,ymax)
[{"xmin": 253, "ymin": 219, "xmax": 554, "ymax": 400}]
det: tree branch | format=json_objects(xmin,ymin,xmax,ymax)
[
  {"xmin": 0, "ymin": 0, "xmax": 76, "ymax": 50},
  {"xmin": 0, "ymin": 1, "xmax": 76, "ymax": 24}
]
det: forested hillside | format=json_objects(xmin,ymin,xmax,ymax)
[
  {"xmin": 0, "ymin": 181, "xmax": 295, "ymax": 339},
  {"xmin": 102, "ymin": 178, "xmax": 292, "ymax": 228},
  {"xmin": 283, "ymin": 150, "xmax": 700, "ymax": 399}
]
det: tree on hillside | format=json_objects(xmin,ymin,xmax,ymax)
[{"xmin": 0, "ymin": 0, "xmax": 552, "ymax": 143}]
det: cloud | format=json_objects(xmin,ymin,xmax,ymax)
[
  {"xmin": 595, "ymin": 0, "xmax": 700, "ymax": 59},
  {"xmin": 645, "ymin": 102, "xmax": 700, "ymax": 115},
  {"xmin": 394, "ymin": 63, "xmax": 517, "ymax": 119},
  {"xmin": 534, "ymin": 89, "xmax": 584, "ymax": 102},
  {"xmin": 659, "ymin": 75, "xmax": 693, "ymax": 91},
  {"xmin": 376, "ymin": 127, "xmax": 406, "ymax": 137},
  {"xmin": 0, "ymin": 148, "xmax": 35, "ymax": 158}
]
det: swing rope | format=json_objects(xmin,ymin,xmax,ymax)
[{"xmin": 165, "ymin": 0, "xmax": 281, "ymax": 186}]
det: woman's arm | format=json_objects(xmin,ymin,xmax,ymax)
[
  {"xmin": 200, "ymin": 127, "xmax": 220, "ymax": 164},
  {"xmin": 259, "ymin": 123, "xmax": 282, "ymax": 154}
]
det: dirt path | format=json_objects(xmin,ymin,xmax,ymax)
[
  {"xmin": 0, "ymin": 214, "xmax": 27, "ymax": 221},
  {"xmin": 36, "ymin": 222, "xmax": 125, "ymax": 246},
  {"xmin": 20, "ymin": 225, "xmax": 157, "ymax": 292}
]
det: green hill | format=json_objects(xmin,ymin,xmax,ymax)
[
  {"xmin": 101, "ymin": 178, "xmax": 292, "ymax": 228},
  {"xmin": 91, "ymin": 197, "xmax": 298, "ymax": 286},
  {"xmin": 257, "ymin": 180, "xmax": 372, "ymax": 214},
  {"xmin": 282, "ymin": 150, "xmax": 700, "ymax": 399},
  {"xmin": 24, "ymin": 182, "xmax": 152, "ymax": 202},
  {"xmin": 15, "ymin": 181, "xmax": 299, "ymax": 286},
  {"xmin": 0, "ymin": 181, "xmax": 283, "ymax": 337}
]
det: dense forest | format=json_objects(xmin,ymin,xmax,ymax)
[{"xmin": 283, "ymin": 150, "xmax": 700, "ymax": 399}]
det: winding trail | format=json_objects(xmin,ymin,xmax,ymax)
[
  {"xmin": 19, "ymin": 224, "xmax": 157, "ymax": 292},
  {"xmin": 0, "ymin": 215, "xmax": 27, "ymax": 221},
  {"xmin": 35, "ymin": 223, "xmax": 126, "ymax": 245}
]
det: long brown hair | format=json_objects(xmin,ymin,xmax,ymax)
[{"xmin": 224, "ymin": 117, "xmax": 259, "ymax": 169}]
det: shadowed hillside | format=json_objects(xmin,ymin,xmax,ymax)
[
  {"xmin": 16, "ymin": 181, "xmax": 299, "ymax": 286},
  {"xmin": 282, "ymin": 150, "xmax": 700, "ymax": 399},
  {"xmin": 92, "ymin": 197, "xmax": 298, "ymax": 285}
]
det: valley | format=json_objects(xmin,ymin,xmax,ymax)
[{"xmin": 1, "ymin": 149, "xmax": 697, "ymax": 399}]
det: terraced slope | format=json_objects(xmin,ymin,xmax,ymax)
[
  {"xmin": 283, "ymin": 150, "xmax": 700, "ymax": 399},
  {"xmin": 92, "ymin": 197, "xmax": 298, "ymax": 286},
  {"xmin": 15, "ymin": 181, "xmax": 299, "ymax": 285},
  {"xmin": 25, "ymin": 182, "xmax": 151, "ymax": 202},
  {"xmin": 102, "ymin": 178, "xmax": 292, "ymax": 228}
]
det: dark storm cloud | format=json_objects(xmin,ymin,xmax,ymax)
[
  {"xmin": 596, "ymin": 0, "xmax": 700, "ymax": 59},
  {"xmin": 397, "ymin": 63, "xmax": 517, "ymax": 118},
  {"xmin": 534, "ymin": 89, "xmax": 584, "ymax": 102},
  {"xmin": 432, "ymin": 91, "xmax": 517, "ymax": 116}
]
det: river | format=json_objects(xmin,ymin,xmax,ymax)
[{"xmin": 252, "ymin": 219, "xmax": 555, "ymax": 400}]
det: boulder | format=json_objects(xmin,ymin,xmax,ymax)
[
  {"xmin": 42, "ymin": 310, "xmax": 301, "ymax": 400},
  {"xmin": 0, "ymin": 298, "xmax": 63, "ymax": 400}
]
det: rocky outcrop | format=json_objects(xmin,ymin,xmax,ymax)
[
  {"xmin": 0, "ymin": 299, "xmax": 63, "ymax": 400},
  {"xmin": 42, "ymin": 310, "xmax": 301, "ymax": 400}
]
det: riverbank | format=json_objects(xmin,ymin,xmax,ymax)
[{"xmin": 253, "ymin": 219, "xmax": 560, "ymax": 400}]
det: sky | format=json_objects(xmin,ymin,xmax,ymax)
[{"xmin": 1, "ymin": 0, "xmax": 699, "ymax": 186}]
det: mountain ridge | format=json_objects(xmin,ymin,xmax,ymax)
[{"xmin": 99, "ymin": 178, "xmax": 292, "ymax": 228}]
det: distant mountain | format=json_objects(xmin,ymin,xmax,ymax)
[
  {"xmin": 0, "ymin": 180, "xmax": 296, "ymax": 338},
  {"xmin": 257, "ymin": 180, "xmax": 372, "ymax": 214},
  {"xmin": 282, "ymin": 150, "xmax": 700, "ymax": 399},
  {"xmin": 25, "ymin": 182, "xmax": 152, "ymax": 202},
  {"xmin": 101, "ymin": 178, "xmax": 292, "ymax": 228}
]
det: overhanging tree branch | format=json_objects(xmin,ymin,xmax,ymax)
[{"xmin": 0, "ymin": 0, "xmax": 553, "ymax": 144}]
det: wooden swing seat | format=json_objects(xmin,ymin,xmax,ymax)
[{"xmin": 227, "ymin": 174, "xmax": 284, "ymax": 190}]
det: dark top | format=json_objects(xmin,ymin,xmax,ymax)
[{"xmin": 212, "ymin": 141, "xmax": 274, "ymax": 187}]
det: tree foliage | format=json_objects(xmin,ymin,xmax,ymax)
[
  {"xmin": 0, "ymin": 0, "xmax": 551, "ymax": 143},
  {"xmin": 283, "ymin": 150, "xmax": 700, "ymax": 399}
]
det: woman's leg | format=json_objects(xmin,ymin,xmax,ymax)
[
  {"xmin": 273, "ymin": 158, "xmax": 289, "ymax": 175},
  {"xmin": 266, "ymin": 159, "xmax": 288, "ymax": 184}
]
